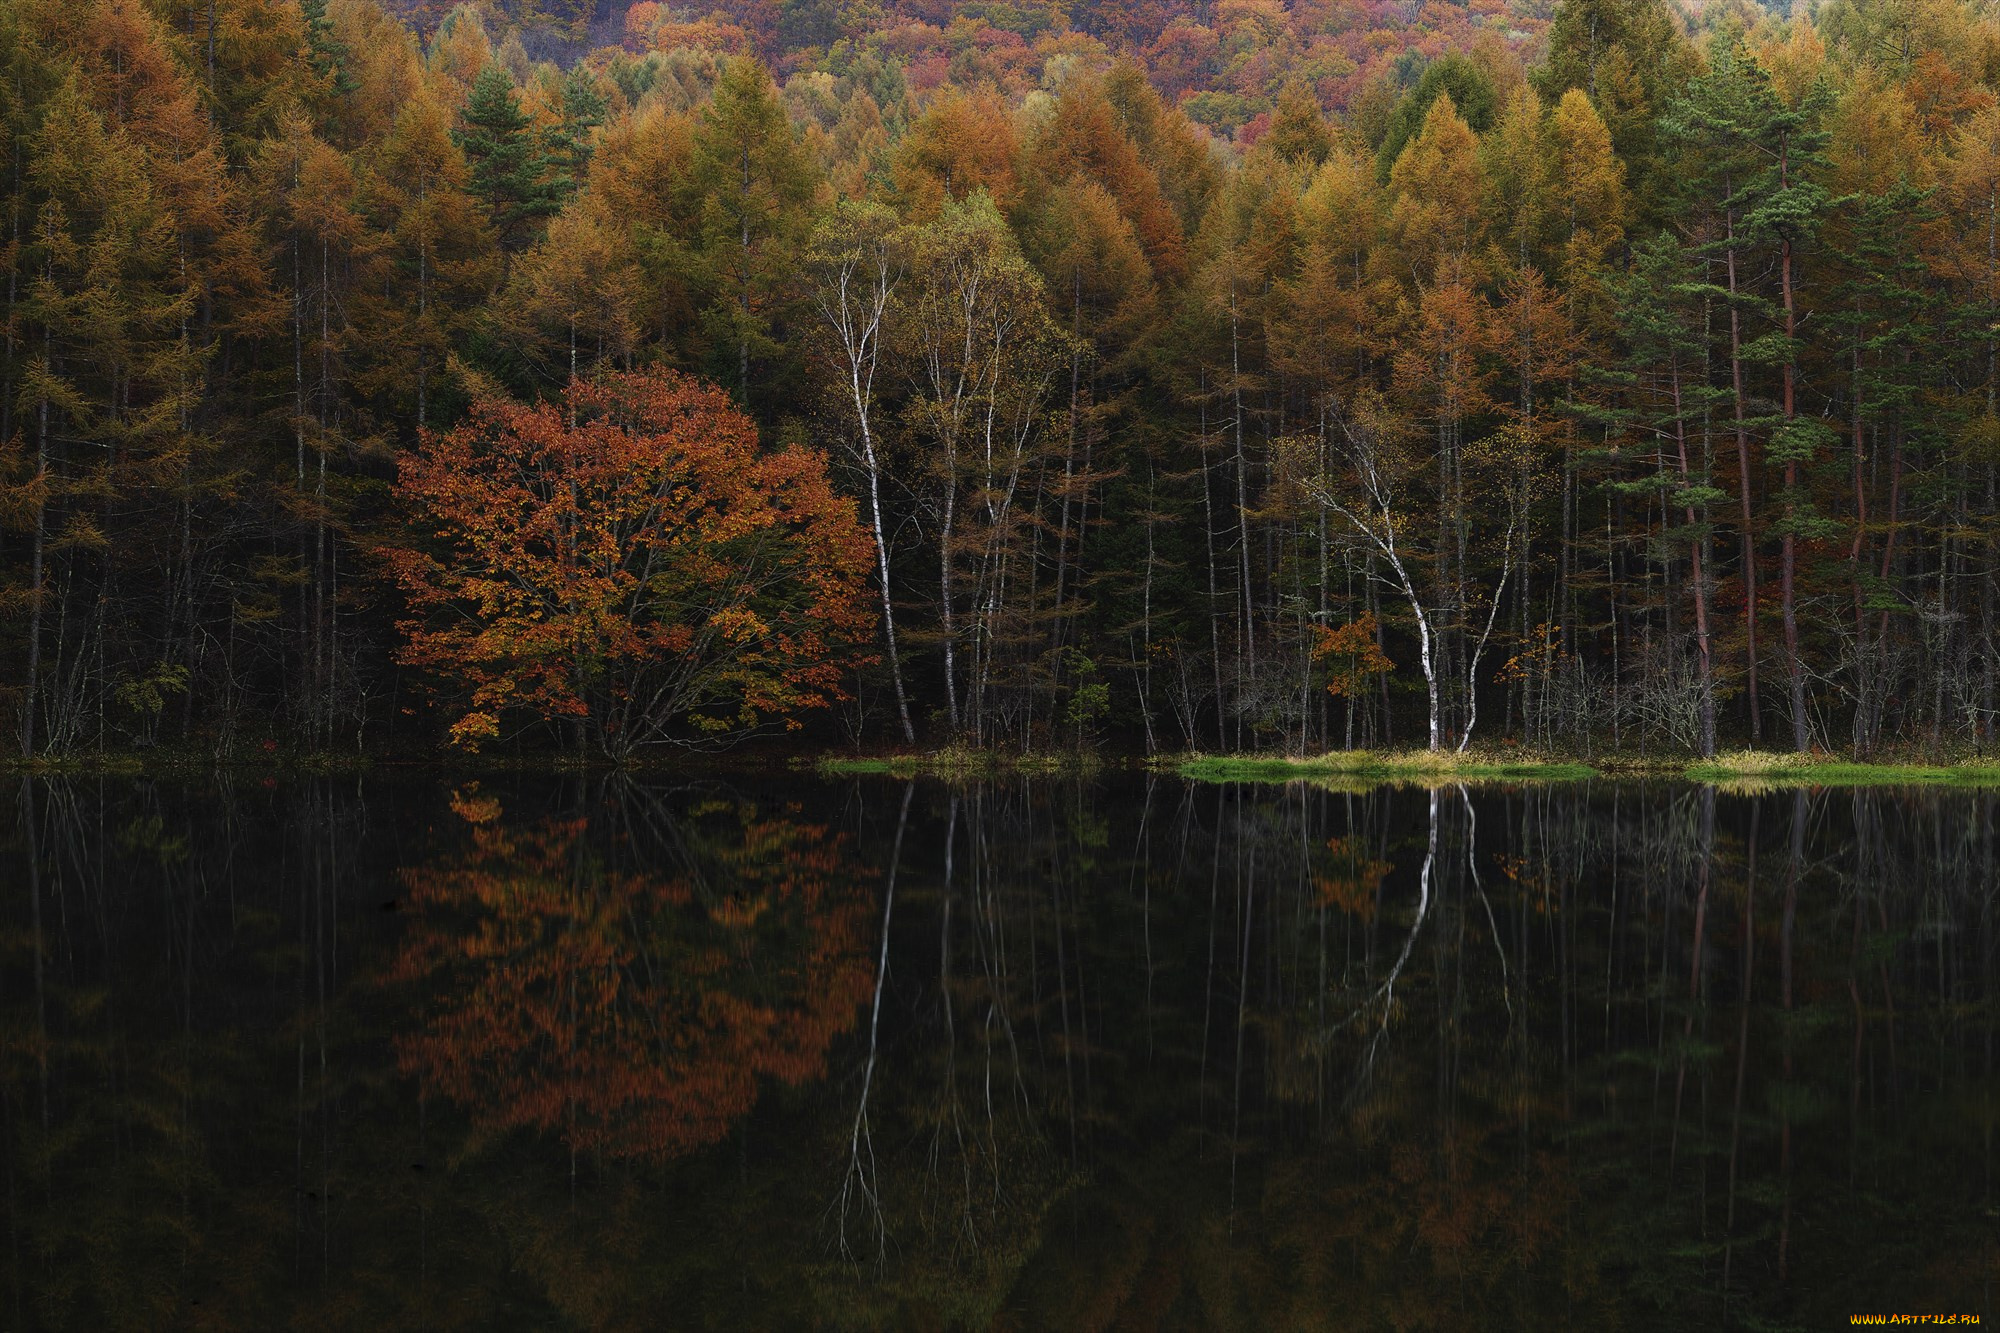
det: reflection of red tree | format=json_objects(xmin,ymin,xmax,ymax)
[
  {"xmin": 1314, "ymin": 835, "xmax": 1392, "ymax": 921},
  {"xmin": 391, "ymin": 793, "xmax": 874, "ymax": 1161}
]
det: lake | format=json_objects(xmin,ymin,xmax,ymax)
[{"xmin": 1, "ymin": 772, "xmax": 1992, "ymax": 1329}]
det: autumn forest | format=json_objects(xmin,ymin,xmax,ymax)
[{"xmin": 7, "ymin": 0, "xmax": 2000, "ymax": 761}]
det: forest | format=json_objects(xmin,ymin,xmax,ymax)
[{"xmin": 4, "ymin": 0, "xmax": 2000, "ymax": 761}]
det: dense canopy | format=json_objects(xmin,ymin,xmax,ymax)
[{"xmin": 5, "ymin": 0, "xmax": 2000, "ymax": 759}]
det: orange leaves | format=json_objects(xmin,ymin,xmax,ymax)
[
  {"xmin": 1386, "ymin": 93, "xmax": 1484, "ymax": 282},
  {"xmin": 890, "ymin": 87, "xmax": 1020, "ymax": 219},
  {"xmin": 384, "ymin": 368, "xmax": 875, "ymax": 755},
  {"xmin": 1313, "ymin": 612, "xmax": 1394, "ymax": 697},
  {"xmin": 1314, "ymin": 834, "xmax": 1392, "ymax": 919},
  {"xmin": 390, "ymin": 793, "xmax": 875, "ymax": 1163}
]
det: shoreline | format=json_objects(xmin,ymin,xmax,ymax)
[
  {"xmin": 821, "ymin": 747, "xmax": 2000, "ymax": 787},
  {"xmin": 6, "ymin": 746, "xmax": 2000, "ymax": 788}
]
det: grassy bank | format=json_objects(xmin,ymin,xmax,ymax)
[
  {"xmin": 25, "ymin": 744, "xmax": 1993, "ymax": 788},
  {"xmin": 813, "ymin": 747, "xmax": 1105, "ymax": 779},
  {"xmin": 1684, "ymin": 750, "xmax": 2000, "ymax": 788},
  {"xmin": 2, "ymin": 748, "xmax": 379, "ymax": 777},
  {"xmin": 1174, "ymin": 747, "xmax": 2000, "ymax": 788},
  {"xmin": 1173, "ymin": 750, "xmax": 1600, "ymax": 784}
]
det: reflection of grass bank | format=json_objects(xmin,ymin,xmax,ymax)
[
  {"xmin": 2, "ymin": 748, "xmax": 375, "ymax": 776},
  {"xmin": 815, "ymin": 747, "xmax": 1105, "ymax": 779},
  {"xmin": 1684, "ymin": 750, "xmax": 2000, "ymax": 788},
  {"xmin": 1175, "ymin": 747, "xmax": 2000, "ymax": 788},
  {"xmin": 1174, "ymin": 750, "xmax": 1599, "ymax": 784}
]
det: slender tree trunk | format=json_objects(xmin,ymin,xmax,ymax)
[
  {"xmin": 1849, "ymin": 308, "xmax": 1870, "ymax": 755},
  {"xmin": 20, "ymin": 338, "xmax": 48, "ymax": 759},
  {"xmin": 1673, "ymin": 367, "xmax": 1717, "ymax": 758},
  {"xmin": 2, "ymin": 139, "xmax": 19, "ymax": 446},
  {"xmin": 1141, "ymin": 453, "xmax": 1158, "ymax": 753},
  {"xmin": 293, "ymin": 151, "xmax": 309, "ymax": 743},
  {"xmin": 829, "ymin": 257, "xmax": 913, "ymax": 743},
  {"xmin": 317, "ymin": 234, "xmax": 333, "ymax": 748},
  {"xmin": 1726, "ymin": 197, "xmax": 1763, "ymax": 741},
  {"xmin": 1052, "ymin": 269, "xmax": 1081, "ymax": 676},
  {"xmin": 738, "ymin": 145, "xmax": 751, "ymax": 401},
  {"xmin": 1985, "ymin": 184, "xmax": 1998, "ymax": 748},
  {"xmin": 861, "ymin": 431, "xmax": 912, "ymax": 743},
  {"xmin": 1199, "ymin": 378, "xmax": 1226, "ymax": 749},
  {"xmin": 1778, "ymin": 145, "xmax": 1808, "ymax": 752},
  {"xmin": 940, "ymin": 448, "xmax": 961, "ymax": 734},
  {"xmin": 1876, "ymin": 423, "xmax": 1905, "ymax": 673},
  {"xmin": 1230, "ymin": 282, "xmax": 1254, "ymax": 740}
]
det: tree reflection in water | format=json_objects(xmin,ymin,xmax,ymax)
[
  {"xmin": 0, "ymin": 774, "xmax": 1991, "ymax": 1328},
  {"xmin": 391, "ymin": 783, "xmax": 876, "ymax": 1163}
]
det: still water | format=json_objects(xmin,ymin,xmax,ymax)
[{"xmin": 0, "ymin": 772, "xmax": 1992, "ymax": 1329}]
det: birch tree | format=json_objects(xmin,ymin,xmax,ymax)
[{"xmin": 808, "ymin": 200, "xmax": 915, "ymax": 742}]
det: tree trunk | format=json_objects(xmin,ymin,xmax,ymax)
[
  {"xmin": 1778, "ymin": 143, "xmax": 1807, "ymax": 753},
  {"xmin": 1199, "ymin": 378, "xmax": 1226, "ymax": 749},
  {"xmin": 940, "ymin": 452, "xmax": 961, "ymax": 734},
  {"xmin": 1726, "ymin": 195, "xmax": 1763, "ymax": 742},
  {"xmin": 1673, "ymin": 367, "xmax": 1717, "ymax": 758},
  {"xmin": 1229, "ymin": 281, "xmax": 1254, "ymax": 744},
  {"xmin": 20, "ymin": 346, "xmax": 48, "ymax": 758}
]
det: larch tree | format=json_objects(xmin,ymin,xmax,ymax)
[
  {"xmin": 492, "ymin": 195, "xmax": 644, "ymax": 389},
  {"xmin": 888, "ymin": 86, "xmax": 1020, "ymax": 221},
  {"xmin": 356, "ymin": 90, "xmax": 497, "ymax": 431},
  {"xmin": 689, "ymin": 56, "xmax": 818, "ymax": 415}
]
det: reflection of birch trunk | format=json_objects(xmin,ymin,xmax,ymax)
[
  {"xmin": 1461, "ymin": 786, "xmax": 1510, "ymax": 1017},
  {"xmin": 1347, "ymin": 787, "xmax": 1438, "ymax": 1093},
  {"xmin": 931, "ymin": 796, "xmax": 979, "ymax": 1256},
  {"xmin": 1199, "ymin": 785, "xmax": 1224, "ymax": 1138},
  {"xmin": 835, "ymin": 781, "xmax": 912, "ymax": 1268},
  {"xmin": 1230, "ymin": 818, "xmax": 1255, "ymax": 1215},
  {"xmin": 965, "ymin": 790, "xmax": 1025, "ymax": 1207}
]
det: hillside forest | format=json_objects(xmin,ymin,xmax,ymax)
[{"xmin": 6, "ymin": 0, "xmax": 2000, "ymax": 760}]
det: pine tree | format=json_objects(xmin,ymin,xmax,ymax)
[
  {"xmin": 1613, "ymin": 232, "xmax": 1732, "ymax": 756},
  {"xmin": 1377, "ymin": 55, "xmax": 1497, "ymax": 181},
  {"xmin": 1740, "ymin": 70, "xmax": 1836, "ymax": 751},
  {"xmin": 1661, "ymin": 35, "xmax": 1783, "ymax": 741},
  {"xmin": 456, "ymin": 63, "xmax": 558, "ymax": 256},
  {"xmin": 547, "ymin": 65, "xmax": 607, "ymax": 200}
]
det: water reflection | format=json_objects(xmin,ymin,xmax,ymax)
[
  {"xmin": 0, "ymin": 774, "xmax": 1992, "ymax": 1327},
  {"xmin": 391, "ymin": 785, "xmax": 875, "ymax": 1164}
]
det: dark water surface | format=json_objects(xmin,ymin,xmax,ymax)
[{"xmin": 0, "ymin": 772, "xmax": 1993, "ymax": 1329}]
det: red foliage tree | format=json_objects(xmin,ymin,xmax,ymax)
[{"xmin": 385, "ymin": 369, "xmax": 876, "ymax": 755}]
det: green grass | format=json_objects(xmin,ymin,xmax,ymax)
[
  {"xmin": 814, "ymin": 747, "xmax": 1104, "ymax": 779},
  {"xmin": 1178, "ymin": 746, "xmax": 2000, "ymax": 789},
  {"xmin": 813, "ymin": 756, "xmax": 913, "ymax": 776},
  {"xmin": 1683, "ymin": 749, "xmax": 2000, "ymax": 788},
  {"xmin": 1, "ymin": 747, "xmax": 376, "ymax": 777},
  {"xmin": 1175, "ymin": 749, "xmax": 1600, "ymax": 785}
]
